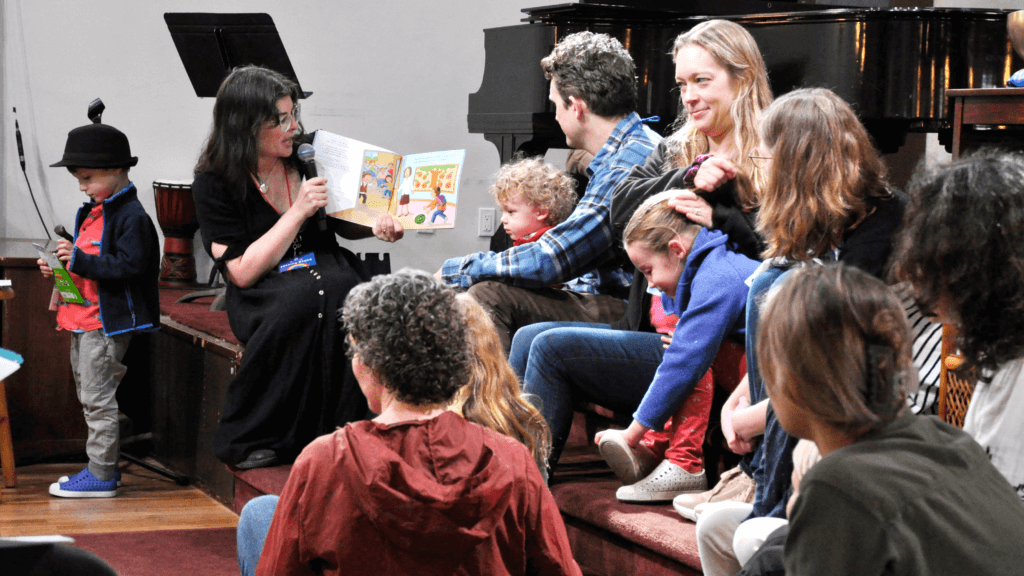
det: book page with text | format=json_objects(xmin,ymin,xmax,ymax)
[{"xmin": 311, "ymin": 130, "xmax": 394, "ymax": 223}]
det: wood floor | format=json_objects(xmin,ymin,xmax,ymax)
[{"xmin": 0, "ymin": 462, "xmax": 238, "ymax": 537}]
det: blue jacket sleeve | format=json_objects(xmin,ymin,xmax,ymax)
[{"xmin": 633, "ymin": 253, "xmax": 750, "ymax": 430}]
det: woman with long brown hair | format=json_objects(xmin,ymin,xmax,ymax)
[{"xmin": 695, "ymin": 87, "xmax": 906, "ymax": 576}]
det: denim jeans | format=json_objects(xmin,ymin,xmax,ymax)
[
  {"xmin": 509, "ymin": 321, "xmax": 600, "ymax": 381},
  {"xmin": 743, "ymin": 266, "xmax": 798, "ymax": 519},
  {"xmin": 518, "ymin": 323, "xmax": 664, "ymax": 469},
  {"xmin": 237, "ymin": 495, "xmax": 279, "ymax": 576}
]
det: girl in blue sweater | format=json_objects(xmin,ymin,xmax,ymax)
[{"xmin": 594, "ymin": 191, "xmax": 758, "ymax": 501}]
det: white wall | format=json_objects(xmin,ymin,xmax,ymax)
[{"xmin": 1, "ymin": 0, "xmax": 531, "ymax": 277}]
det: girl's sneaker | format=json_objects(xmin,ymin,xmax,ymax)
[
  {"xmin": 615, "ymin": 460, "xmax": 707, "ymax": 503},
  {"xmin": 49, "ymin": 467, "xmax": 117, "ymax": 498}
]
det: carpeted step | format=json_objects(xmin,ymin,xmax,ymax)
[
  {"xmin": 230, "ymin": 465, "xmax": 292, "ymax": 514},
  {"xmin": 550, "ymin": 477, "xmax": 701, "ymax": 575}
]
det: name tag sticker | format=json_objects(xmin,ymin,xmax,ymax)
[{"xmin": 279, "ymin": 252, "xmax": 317, "ymax": 273}]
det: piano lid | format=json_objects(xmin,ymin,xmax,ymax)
[
  {"xmin": 469, "ymin": 5, "xmax": 1023, "ymax": 159},
  {"xmin": 522, "ymin": 0, "xmax": 843, "ymax": 24}
]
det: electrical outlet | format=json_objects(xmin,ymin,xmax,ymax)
[{"xmin": 478, "ymin": 207, "xmax": 496, "ymax": 236}]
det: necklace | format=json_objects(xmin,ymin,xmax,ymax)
[{"xmin": 252, "ymin": 158, "xmax": 282, "ymax": 194}]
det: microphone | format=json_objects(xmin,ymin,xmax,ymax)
[
  {"xmin": 297, "ymin": 143, "xmax": 327, "ymax": 232},
  {"xmin": 15, "ymin": 118, "xmax": 26, "ymax": 171},
  {"xmin": 54, "ymin": 225, "xmax": 74, "ymax": 243}
]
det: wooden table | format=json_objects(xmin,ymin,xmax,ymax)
[
  {"xmin": 948, "ymin": 87, "xmax": 1024, "ymax": 160},
  {"xmin": 0, "ymin": 239, "xmax": 86, "ymax": 461}
]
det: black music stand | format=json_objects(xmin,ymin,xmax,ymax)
[{"xmin": 164, "ymin": 12, "xmax": 310, "ymax": 98}]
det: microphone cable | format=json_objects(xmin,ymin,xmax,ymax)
[{"xmin": 13, "ymin": 107, "xmax": 52, "ymax": 241}]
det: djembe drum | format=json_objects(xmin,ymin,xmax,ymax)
[{"xmin": 153, "ymin": 180, "xmax": 199, "ymax": 287}]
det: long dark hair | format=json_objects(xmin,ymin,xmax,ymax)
[
  {"xmin": 194, "ymin": 65, "xmax": 304, "ymax": 200},
  {"xmin": 890, "ymin": 149, "xmax": 1024, "ymax": 373}
]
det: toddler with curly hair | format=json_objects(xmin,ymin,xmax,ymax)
[{"xmin": 490, "ymin": 156, "xmax": 577, "ymax": 246}]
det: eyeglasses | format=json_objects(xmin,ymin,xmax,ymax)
[
  {"xmin": 273, "ymin": 105, "xmax": 300, "ymax": 133},
  {"xmin": 748, "ymin": 152, "xmax": 771, "ymax": 169}
]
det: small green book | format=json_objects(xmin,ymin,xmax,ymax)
[{"xmin": 33, "ymin": 242, "xmax": 84, "ymax": 305}]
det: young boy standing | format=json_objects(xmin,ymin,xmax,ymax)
[
  {"xmin": 490, "ymin": 157, "xmax": 576, "ymax": 247},
  {"xmin": 37, "ymin": 122, "xmax": 160, "ymax": 498}
]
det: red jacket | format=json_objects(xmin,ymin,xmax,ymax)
[{"xmin": 257, "ymin": 411, "xmax": 581, "ymax": 576}]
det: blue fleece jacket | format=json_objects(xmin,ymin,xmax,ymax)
[
  {"xmin": 633, "ymin": 227, "xmax": 759, "ymax": 430},
  {"xmin": 67, "ymin": 183, "xmax": 160, "ymax": 336}
]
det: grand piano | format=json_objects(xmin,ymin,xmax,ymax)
[{"xmin": 469, "ymin": 0, "xmax": 1023, "ymax": 163}]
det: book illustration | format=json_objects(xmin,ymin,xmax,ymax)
[
  {"xmin": 311, "ymin": 130, "xmax": 464, "ymax": 230},
  {"xmin": 32, "ymin": 242, "xmax": 84, "ymax": 304}
]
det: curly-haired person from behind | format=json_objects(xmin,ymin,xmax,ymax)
[
  {"xmin": 757, "ymin": 264, "xmax": 1024, "ymax": 575},
  {"xmin": 236, "ymin": 269, "xmax": 581, "ymax": 576},
  {"xmin": 891, "ymin": 149, "xmax": 1024, "ymax": 503}
]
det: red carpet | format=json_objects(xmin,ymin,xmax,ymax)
[
  {"xmin": 72, "ymin": 527, "xmax": 238, "ymax": 576},
  {"xmin": 159, "ymin": 287, "xmax": 240, "ymax": 345}
]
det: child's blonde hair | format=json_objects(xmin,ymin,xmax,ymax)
[
  {"xmin": 758, "ymin": 264, "xmax": 915, "ymax": 437},
  {"xmin": 489, "ymin": 157, "xmax": 577, "ymax": 227},
  {"xmin": 449, "ymin": 294, "xmax": 551, "ymax": 465},
  {"xmin": 623, "ymin": 190, "xmax": 702, "ymax": 253}
]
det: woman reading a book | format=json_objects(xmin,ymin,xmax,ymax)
[{"xmin": 192, "ymin": 65, "xmax": 403, "ymax": 470}]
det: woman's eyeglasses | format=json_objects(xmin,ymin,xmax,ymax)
[
  {"xmin": 274, "ymin": 105, "xmax": 300, "ymax": 133},
  {"xmin": 748, "ymin": 152, "xmax": 771, "ymax": 169}
]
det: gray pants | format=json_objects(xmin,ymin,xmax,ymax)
[
  {"xmin": 70, "ymin": 330, "xmax": 132, "ymax": 481},
  {"xmin": 467, "ymin": 281, "xmax": 627, "ymax": 354}
]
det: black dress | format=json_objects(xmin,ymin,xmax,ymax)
[{"xmin": 192, "ymin": 173, "xmax": 367, "ymax": 465}]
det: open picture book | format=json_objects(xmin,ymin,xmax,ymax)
[{"xmin": 311, "ymin": 130, "xmax": 465, "ymax": 230}]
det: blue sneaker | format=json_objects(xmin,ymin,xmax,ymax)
[
  {"xmin": 58, "ymin": 468, "xmax": 122, "ymax": 487},
  {"xmin": 49, "ymin": 467, "xmax": 117, "ymax": 498}
]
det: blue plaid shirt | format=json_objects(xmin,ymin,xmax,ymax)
[{"xmin": 442, "ymin": 113, "xmax": 660, "ymax": 293}]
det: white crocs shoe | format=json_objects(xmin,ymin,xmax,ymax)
[{"xmin": 615, "ymin": 460, "xmax": 707, "ymax": 503}]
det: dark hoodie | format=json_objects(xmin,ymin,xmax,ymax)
[{"xmin": 257, "ymin": 411, "xmax": 581, "ymax": 576}]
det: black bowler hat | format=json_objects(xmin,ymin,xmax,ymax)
[{"xmin": 50, "ymin": 123, "xmax": 138, "ymax": 168}]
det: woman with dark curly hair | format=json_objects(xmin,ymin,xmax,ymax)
[
  {"xmin": 236, "ymin": 270, "xmax": 581, "ymax": 576},
  {"xmin": 890, "ymin": 149, "xmax": 1024, "ymax": 502},
  {"xmin": 192, "ymin": 65, "xmax": 402, "ymax": 469}
]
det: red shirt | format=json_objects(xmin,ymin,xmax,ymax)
[
  {"xmin": 649, "ymin": 294, "xmax": 679, "ymax": 336},
  {"xmin": 258, "ymin": 411, "xmax": 581, "ymax": 576},
  {"xmin": 56, "ymin": 204, "xmax": 103, "ymax": 332}
]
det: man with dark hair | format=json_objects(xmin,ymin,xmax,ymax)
[{"xmin": 439, "ymin": 31, "xmax": 661, "ymax": 352}]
